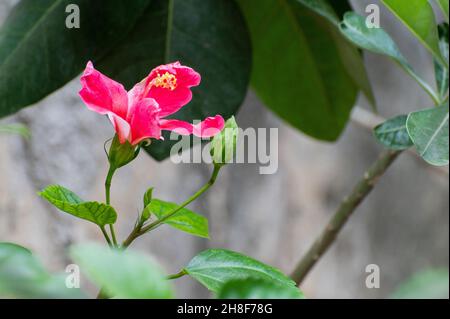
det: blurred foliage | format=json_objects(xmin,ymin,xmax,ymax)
[
  {"xmin": 0, "ymin": 123, "xmax": 30, "ymax": 138},
  {"xmin": 391, "ymin": 268, "xmax": 449, "ymax": 299}
]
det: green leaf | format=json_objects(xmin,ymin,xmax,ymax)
[
  {"xmin": 374, "ymin": 115, "xmax": 413, "ymax": 150},
  {"xmin": 381, "ymin": 0, "xmax": 446, "ymax": 67},
  {"xmin": 406, "ymin": 103, "xmax": 449, "ymax": 166},
  {"xmin": 149, "ymin": 199, "xmax": 208, "ymax": 238},
  {"xmin": 98, "ymin": 0, "xmax": 251, "ymax": 160},
  {"xmin": 237, "ymin": 0, "xmax": 363, "ymax": 141},
  {"xmin": 184, "ymin": 249, "xmax": 296, "ymax": 293},
  {"xmin": 295, "ymin": 0, "xmax": 376, "ymax": 108},
  {"xmin": 39, "ymin": 185, "xmax": 117, "ymax": 226},
  {"xmin": 70, "ymin": 243, "xmax": 173, "ymax": 299},
  {"xmin": 340, "ymin": 12, "xmax": 439, "ymax": 103},
  {"xmin": 0, "ymin": 242, "xmax": 85, "ymax": 298},
  {"xmin": 296, "ymin": 0, "xmax": 341, "ymax": 25},
  {"xmin": 217, "ymin": 278, "xmax": 305, "ymax": 299},
  {"xmin": 0, "ymin": 123, "xmax": 30, "ymax": 138},
  {"xmin": 391, "ymin": 268, "xmax": 449, "ymax": 299},
  {"xmin": 436, "ymin": 0, "xmax": 449, "ymax": 22},
  {"xmin": 0, "ymin": 0, "xmax": 151, "ymax": 118},
  {"xmin": 0, "ymin": 242, "xmax": 31, "ymax": 255},
  {"xmin": 434, "ymin": 23, "xmax": 449, "ymax": 100},
  {"xmin": 143, "ymin": 187, "xmax": 154, "ymax": 208}
]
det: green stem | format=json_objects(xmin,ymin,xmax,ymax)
[
  {"xmin": 100, "ymin": 226, "xmax": 113, "ymax": 248},
  {"xmin": 122, "ymin": 165, "xmax": 221, "ymax": 248},
  {"xmin": 167, "ymin": 269, "xmax": 187, "ymax": 280},
  {"xmin": 402, "ymin": 63, "xmax": 441, "ymax": 105},
  {"xmin": 290, "ymin": 150, "xmax": 402, "ymax": 285},
  {"xmin": 105, "ymin": 166, "xmax": 118, "ymax": 247}
]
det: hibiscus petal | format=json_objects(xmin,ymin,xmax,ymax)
[
  {"xmin": 193, "ymin": 115, "xmax": 225, "ymax": 137},
  {"xmin": 148, "ymin": 86, "xmax": 192, "ymax": 117},
  {"xmin": 107, "ymin": 112, "xmax": 131, "ymax": 144},
  {"xmin": 128, "ymin": 98, "xmax": 162, "ymax": 145},
  {"xmin": 79, "ymin": 61, "xmax": 128, "ymax": 119},
  {"xmin": 159, "ymin": 119, "xmax": 194, "ymax": 135},
  {"xmin": 143, "ymin": 61, "xmax": 201, "ymax": 117},
  {"xmin": 175, "ymin": 64, "xmax": 201, "ymax": 88},
  {"xmin": 160, "ymin": 115, "xmax": 225, "ymax": 138}
]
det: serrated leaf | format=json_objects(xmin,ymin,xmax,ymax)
[
  {"xmin": 406, "ymin": 103, "xmax": 449, "ymax": 166},
  {"xmin": 237, "ymin": 0, "xmax": 362, "ymax": 141},
  {"xmin": 217, "ymin": 278, "xmax": 305, "ymax": 299},
  {"xmin": 39, "ymin": 185, "xmax": 117, "ymax": 226},
  {"xmin": 382, "ymin": 0, "xmax": 446, "ymax": 67},
  {"xmin": 434, "ymin": 23, "xmax": 449, "ymax": 100},
  {"xmin": 70, "ymin": 243, "xmax": 172, "ymax": 299},
  {"xmin": 0, "ymin": 0, "xmax": 151, "ymax": 118},
  {"xmin": 98, "ymin": 0, "xmax": 251, "ymax": 160},
  {"xmin": 374, "ymin": 115, "xmax": 413, "ymax": 150},
  {"xmin": 149, "ymin": 199, "xmax": 208, "ymax": 238},
  {"xmin": 0, "ymin": 242, "xmax": 85, "ymax": 298},
  {"xmin": 184, "ymin": 249, "xmax": 296, "ymax": 293}
]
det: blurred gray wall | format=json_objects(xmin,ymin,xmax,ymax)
[{"xmin": 0, "ymin": 0, "xmax": 448, "ymax": 298}]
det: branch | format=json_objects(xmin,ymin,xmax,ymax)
[{"xmin": 290, "ymin": 149, "xmax": 402, "ymax": 285}]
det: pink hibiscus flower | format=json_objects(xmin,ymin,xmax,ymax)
[{"xmin": 79, "ymin": 61, "xmax": 225, "ymax": 145}]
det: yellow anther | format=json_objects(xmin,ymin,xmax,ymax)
[{"xmin": 152, "ymin": 72, "xmax": 177, "ymax": 91}]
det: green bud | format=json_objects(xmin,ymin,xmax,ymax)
[
  {"xmin": 143, "ymin": 187, "xmax": 154, "ymax": 208},
  {"xmin": 210, "ymin": 116, "xmax": 239, "ymax": 166},
  {"xmin": 107, "ymin": 135, "xmax": 140, "ymax": 169}
]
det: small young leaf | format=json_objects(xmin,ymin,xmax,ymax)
[
  {"xmin": 0, "ymin": 242, "xmax": 85, "ymax": 298},
  {"xmin": 39, "ymin": 185, "xmax": 117, "ymax": 226},
  {"xmin": 217, "ymin": 278, "xmax": 305, "ymax": 299},
  {"xmin": 184, "ymin": 249, "xmax": 296, "ymax": 293},
  {"xmin": 374, "ymin": 115, "xmax": 413, "ymax": 150},
  {"xmin": 149, "ymin": 199, "xmax": 208, "ymax": 238},
  {"xmin": 406, "ymin": 103, "xmax": 449, "ymax": 166},
  {"xmin": 70, "ymin": 243, "xmax": 172, "ymax": 299},
  {"xmin": 143, "ymin": 187, "xmax": 154, "ymax": 208},
  {"xmin": 382, "ymin": 0, "xmax": 446, "ymax": 67},
  {"xmin": 434, "ymin": 23, "xmax": 449, "ymax": 100}
]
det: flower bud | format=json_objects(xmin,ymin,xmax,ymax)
[
  {"xmin": 107, "ymin": 135, "xmax": 140, "ymax": 170},
  {"xmin": 210, "ymin": 116, "xmax": 239, "ymax": 166}
]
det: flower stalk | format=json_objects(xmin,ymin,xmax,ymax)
[
  {"xmin": 122, "ymin": 165, "xmax": 221, "ymax": 248},
  {"xmin": 105, "ymin": 166, "xmax": 118, "ymax": 247}
]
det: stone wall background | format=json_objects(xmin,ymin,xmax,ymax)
[{"xmin": 0, "ymin": 0, "xmax": 448, "ymax": 298}]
